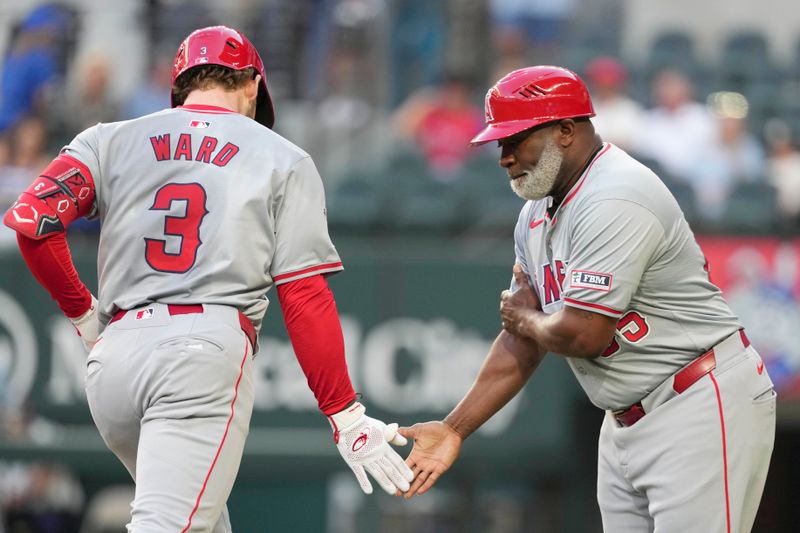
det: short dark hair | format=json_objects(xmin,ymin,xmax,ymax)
[{"xmin": 172, "ymin": 65, "xmax": 257, "ymax": 106}]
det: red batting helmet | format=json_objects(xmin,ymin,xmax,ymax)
[
  {"xmin": 172, "ymin": 26, "xmax": 275, "ymax": 128},
  {"xmin": 470, "ymin": 66, "xmax": 595, "ymax": 146}
]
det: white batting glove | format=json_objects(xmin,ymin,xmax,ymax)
[
  {"xmin": 329, "ymin": 402, "xmax": 414, "ymax": 495},
  {"xmin": 70, "ymin": 295, "xmax": 100, "ymax": 352}
]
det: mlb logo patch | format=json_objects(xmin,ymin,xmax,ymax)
[
  {"xmin": 570, "ymin": 270, "xmax": 612, "ymax": 292},
  {"xmin": 135, "ymin": 308, "xmax": 154, "ymax": 320},
  {"xmin": 190, "ymin": 120, "xmax": 210, "ymax": 128}
]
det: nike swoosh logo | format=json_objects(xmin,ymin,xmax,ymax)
[
  {"xmin": 530, "ymin": 218, "xmax": 545, "ymax": 229},
  {"xmin": 757, "ymin": 361, "xmax": 765, "ymax": 375}
]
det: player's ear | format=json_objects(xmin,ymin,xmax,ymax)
[
  {"xmin": 556, "ymin": 119, "xmax": 576, "ymax": 147},
  {"xmin": 245, "ymin": 74, "xmax": 261, "ymax": 101}
]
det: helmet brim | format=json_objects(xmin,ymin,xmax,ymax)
[
  {"xmin": 255, "ymin": 83, "xmax": 275, "ymax": 128},
  {"xmin": 469, "ymin": 119, "xmax": 546, "ymax": 146}
]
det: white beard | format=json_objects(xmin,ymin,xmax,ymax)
[{"xmin": 509, "ymin": 139, "xmax": 564, "ymax": 201}]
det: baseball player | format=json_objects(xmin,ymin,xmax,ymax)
[
  {"xmin": 399, "ymin": 66, "xmax": 775, "ymax": 532},
  {"xmin": 3, "ymin": 26, "xmax": 412, "ymax": 532}
]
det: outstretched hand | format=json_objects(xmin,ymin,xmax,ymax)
[
  {"xmin": 499, "ymin": 264, "xmax": 541, "ymax": 337},
  {"xmin": 396, "ymin": 421, "xmax": 463, "ymax": 499},
  {"xmin": 330, "ymin": 403, "xmax": 414, "ymax": 495}
]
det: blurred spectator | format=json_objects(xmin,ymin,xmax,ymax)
[
  {"xmin": 389, "ymin": 0, "xmax": 446, "ymax": 106},
  {"xmin": 145, "ymin": 0, "xmax": 214, "ymax": 61},
  {"xmin": 79, "ymin": 485, "xmax": 135, "ymax": 533},
  {"xmin": 0, "ymin": 134, "xmax": 9, "ymax": 168},
  {"xmin": 310, "ymin": 47, "xmax": 377, "ymax": 180},
  {"xmin": 392, "ymin": 73, "xmax": 484, "ymax": 180},
  {"xmin": 63, "ymin": 55, "xmax": 120, "ymax": 133},
  {"xmin": 634, "ymin": 68, "xmax": 715, "ymax": 182},
  {"xmin": 0, "ymin": 116, "xmax": 51, "ymax": 213},
  {"xmin": 122, "ymin": 53, "xmax": 173, "ymax": 119},
  {"xmin": 8, "ymin": 115, "xmax": 51, "ymax": 171},
  {"xmin": 1, "ymin": 461, "xmax": 84, "ymax": 533},
  {"xmin": 690, "ymin": 92, "xmax": 765, "ymax": 219},
  {"xmin": 248, "ymin": 0, "xmax": 317, "ymax": 101},
  {"xmin": 0, "ymin": 4, "xmax": 75, "ymax": 133},
  {"xmin": 764, "ymin": 118, "xmax": 800, "ymax": 224},
  {"xmin": 280, "ymin": 0, "xmax": 390, "ymax": 182},
  {"xmin": 584, "ymin": 56, "xmax": 644, "ymax": 152},
  {"xmin": 489, "ymin": 0, "xmax": 576, "ymax": 66},
  {"xmin": 443, "ymin": 0, "xmax": 492, "ymax": 87}
]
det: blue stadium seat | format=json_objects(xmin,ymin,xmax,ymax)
[
  {"xmin": 663, "ymin": 180, "xmax": 698, "ymax": 226},
  {"xmin": 717, "ymin": 181, "xmax": 778, "ymax": 234},
  {"xmin": 648, "ymin": 31, "xmax": 697, "ymax": 71},
  {"xmin": 326, "ymin": 175, "xmax": 388, "ymax": 230},
  {"xmin": 640, "ymin": 31, "xmax": 710, "ymax": 104},
  {"xmin": 384, "ymin": 151, "xmax": 465, "ymax": 232},
  {"xmin": 718, "ymin": 31, "xmax": 776, "ymax": 92}
]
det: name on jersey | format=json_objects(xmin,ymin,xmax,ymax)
[
  {"xmin": 570, "ymin": 270, "xmax": 612, "ymax": 292},
  {"xmin": 149, "ymin": 133, "xmax": 240, "ymax": 167}
]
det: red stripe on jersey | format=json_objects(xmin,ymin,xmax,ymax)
[
  {"xmin": 273, "ymin": 262, "xmax": 344, "ymax": 283},
  {"xmin": 709, "ymin": 372, "xmax": 732, "ymax": 533},
  {"xmin": 563, "ymin": 297, "xmax": 623, "ymax": 316},
  {"xmin": 181, "ymin": 338, "xmax": 250, "ymax": 533},
  {"xmin": 178, "ymin": 104, "xmax": 235, "ymax": 114}
]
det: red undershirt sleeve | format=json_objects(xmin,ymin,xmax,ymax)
[
  {"xmin": 17, "ymin": 232, "xmax": 93, "ymax": 318},
  {"xmin": 277, "ymin": 274, "xmax": 357, "ymax": 415}
]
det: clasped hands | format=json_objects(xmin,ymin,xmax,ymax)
[
  {"xmin": 499, "ymin": 263, "xmax": 541, "ymax": 337},
  {"xmin": 338, "ymin": 265, "xmax": 540, "ymax": 498},
  {"xmin": 391, "ymin": 264, "xmax": 540, "ymax": 499}
]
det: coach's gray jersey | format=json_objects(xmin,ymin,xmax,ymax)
[
  {"xmin": 62, "ymin": 104, "xmax": 342, "ymax": 331},
  {"xmin": 512, "ymin": 143, "xmax": 741, "ymax": 410}
]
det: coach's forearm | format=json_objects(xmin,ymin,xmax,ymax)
[
  {"xmin": 444, "ymin": 330, "xmax": 543, "ymax": 439},
  {"xmin": 516, "ymin": 306, "xmax": 616, "ymax": 359}
]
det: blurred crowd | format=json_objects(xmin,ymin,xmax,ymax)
[{"xmin": 1, "ymin": 0, "xmax": 799, "ymax": 240}]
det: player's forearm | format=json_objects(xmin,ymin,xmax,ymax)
[
  {"xmin": 277, "ymin": 275, "xmax": 357, "ymax": 415},
  {"xmin": 444, "ymin": 330, "xmax": 543, "ymax": 439},
  {"xmin": 517, "ymin": 307, "xmax": 613, "ymax": 359},
  {"xmin": 16, "ymin": 232, "xmax": 93, "ymax": 318}
]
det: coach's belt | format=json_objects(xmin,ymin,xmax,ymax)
[
  {"xmin": 613, "ymin": 329, "xmax": 750, "ymax": 428},
  {"xmin": 108, "ymin": 304, "xmax": 257, "ymax": 349}
]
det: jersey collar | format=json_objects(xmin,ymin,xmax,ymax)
[
  {"xmin": 550, "ymin": 142, "xmax": 612, "ymax": 226},
  {"xmin": 177, "ymin": 104, "xmax": 236, "ymax": 114}
]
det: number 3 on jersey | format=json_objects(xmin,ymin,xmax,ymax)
[{"xmin": 144, "ymin": 183, "xmax": 209, "ymax": 273}]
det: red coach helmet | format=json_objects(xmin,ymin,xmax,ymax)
[
  {"xmin": 470, "ymin": 66, "xmax": 595, "ymax": 145},
  {"xmin": 172, "ymin": 25, "xmax": 275, "ymax": 128}
]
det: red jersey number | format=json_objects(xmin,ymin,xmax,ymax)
[
  {"xmin": 601, "ymin": 310, "xmax": 650, "ymax": 357},
  {"xmin": 144, "ymin": 183, "xmax": 209, "ymax": 273}
]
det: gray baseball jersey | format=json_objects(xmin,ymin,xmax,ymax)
[
  {"xmin": 62, "ymin": 104, "xmax": 342, "ymax": 331},
  {"xmin": 511, "ymin": 142, "xmax": 774, "ymax": 532},
  {"xmin": 512, "ymin": 142, "xmax": 742, "ymax": 410},
  {"xmin": 69, "ymin": 104, "xmax": 342, "ymax": 531}
]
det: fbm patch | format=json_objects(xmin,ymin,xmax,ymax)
[{"xmin": 570, "ymin": 270, "xmax": 612, "ymax": 292}]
